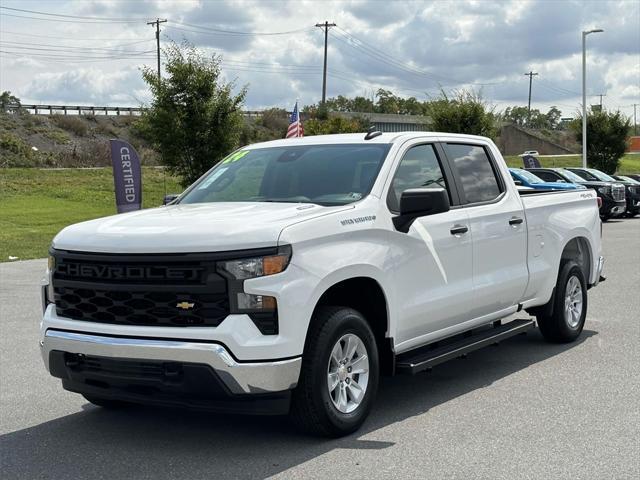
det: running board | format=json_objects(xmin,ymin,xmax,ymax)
[{"xmin": 395, "ymin": 319, "xmax": 535, "ymax": 375}]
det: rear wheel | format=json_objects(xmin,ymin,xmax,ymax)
[
  {"xmin": 536, "ymin": 260, "xmax": 587, "ymax": 343},
  {"xmin": 290, "ymin": 307, "xmax": 379, "ymax": 437}
]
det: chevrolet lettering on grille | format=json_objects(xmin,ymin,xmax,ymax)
[{"xmin": 57, "ymin": 263, "xmax": 202, "ymax": 281}]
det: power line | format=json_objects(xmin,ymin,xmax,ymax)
[
  {"xmin": 169, "ymin": 21, "xmax": 311, "ymax": 37},
  {"xmin": 0, "ymin": 6, "xmax": 148, "ymax": 21},
  {"xmin": 0, "ymin": 12, "xmax": 143, "ymax": 24},
  {"xmin": 0, "ymin": 29, "xmax": 149, "ymax": 42}
]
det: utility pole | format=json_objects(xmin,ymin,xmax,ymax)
[
  {"xmin": 315, "ymin": 21, "xmax": 336, "ymax": 105},
  {"xmin": 634, "ymin": 104, "xmax": 638, "ymax": 135},
  {"xmin": 596, "ymin": 93, "xmax": 606, "ymax": 109},
  {"xmin": 524, "ymin": 71, "xmax": 538, "ymax": 122},
  {"xmin": 147, "ymin": 18, "xmax": 167, "ymax": 81}
]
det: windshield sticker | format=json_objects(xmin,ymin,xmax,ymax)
[
  {"xmin": 197, "ymin": 166, "xmax": 228, "ymax": 189},
  {"xmin": 222, "ymin": 150, "xmax": 250, "ymax": 164},
  {"xmin": 340, "ymin": 215, "xmax": 376, "ymax": 226}
]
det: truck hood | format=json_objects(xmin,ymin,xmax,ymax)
[{"xmin": 52, "ymin": 202, "xmax": 351, "ymax": 253}]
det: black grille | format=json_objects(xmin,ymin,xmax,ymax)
[
  {"xmin": 52, "ymin": 250, "xmax": 234, "ymax": 327},
  {"xmin": 54, "ymin": 286, "xmax": 229, "ymax": 326}
]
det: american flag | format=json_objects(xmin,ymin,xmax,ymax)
[{"xmin": 286, "ymin": 101, "xmax": 304, "ymax": 138}]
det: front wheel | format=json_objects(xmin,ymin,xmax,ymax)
[
  {"xmin": 536, "ymin": 260, "xmax": 587, "ymax": 343},
  {"xmin": 290, "ymin": 307, "xmax": 379, "ymax": 437}
]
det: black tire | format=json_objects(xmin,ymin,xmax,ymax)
[
  {"xmin": 82, "ymin": 394, "xmax": 130, "ymax": 409},
  {"xmin": 536, "ymin": 260, "xmax": 587, "ymax": 343},
  {"xmin": 290, "ymin": 307, "xmax": 379, "ymax": 437},
  {"xmin": 600, "ymin": 214, "xmax": 609, "ymax": 222}
]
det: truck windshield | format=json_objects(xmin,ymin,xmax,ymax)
[
  {"xmin": 179, "ymin": 144, "xmax": 391, "ymax": 206},
  {"xmin": 586, "ymin": 169, "xmax": 617, "ymax": 182},
  {"xmin": 558, "ymin": 169, "xmax": 588, "ymax": 183},
  {"xmin": 512, "ymin": 169, "xmax": 544, "ymax": 184}
]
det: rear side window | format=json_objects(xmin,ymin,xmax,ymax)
[
  {"xmin": 446, "ymin": 144, "xmax": 502, "ymax": 204},
  {"xmin": 534, "ymin": 170, "xmax": 561, "ymax": 182},
  {"xmin": 387, "ymin": 144, "xmax": 449, "ymax": 211}
]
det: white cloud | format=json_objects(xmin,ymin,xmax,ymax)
[{"xmin": 0, "ymin": 0, "xmax": 637, "ymax": 118}]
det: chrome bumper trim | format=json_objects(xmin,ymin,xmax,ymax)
[{"xmin": 41, "ymin": 329, "xmax": 301, "ymax": 395}]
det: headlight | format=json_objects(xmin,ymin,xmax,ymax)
[
  {"xmin": 597, "ymin": 186, "xmax": 611, "ymax": 195},
  {"xmin": 220, "ymin": 248, "xmax": 291, "ymax": 280},
  {"xmin": 45, "ymin": 255, "xmax": 55, "ymax": 306},
  {"xmin": 219, "ymin": 246, "xmax": 291, "ymax": 315}
]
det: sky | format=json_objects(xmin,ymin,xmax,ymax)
[{"xmin": 0, "ymin": 0, "xmax": 638, "ymax": 119}]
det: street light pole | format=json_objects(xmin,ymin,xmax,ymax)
[{"xmin": 582, "ymin": 28, "xmax": 603, "ymax": 168}]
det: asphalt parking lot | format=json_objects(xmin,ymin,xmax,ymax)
[{"xmin": 1, "ymin": 218, "xmax": 638, "ymax": 480}]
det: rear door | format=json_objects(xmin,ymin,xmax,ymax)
[
  {"xmin": 387, "ymin": 141, "xmax": 473, "ymax": 349},
  {"xmin": 442, "ymin": 142, "xmax": 528, "ymax": 319}
]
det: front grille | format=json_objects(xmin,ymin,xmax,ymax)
[
  {"xmin": 52, "ymin": 250, "xmax": 233, "ymax": 327},
  {"xmin": 54, "ymin": 286, "xmax": 229, "ymax": 326},
  {"xmin": 612, "ymin": 185, "xmax": 625, "ymax": 201}
]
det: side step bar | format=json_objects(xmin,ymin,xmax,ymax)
[{"xmin": 395, "ymin": 319, "xmax": 535, "ymax": 375}]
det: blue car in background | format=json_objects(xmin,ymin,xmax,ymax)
[{"xmin": 509, "ymin": 168, "xmax": 586, "ymax": 190}]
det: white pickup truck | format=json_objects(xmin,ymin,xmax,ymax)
[{"xmin": 41, "ymin": 132, "xmax": 604, "ymax": 436}]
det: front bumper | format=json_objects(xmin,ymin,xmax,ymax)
[{"xmin": 41, "ymin": 329, "xmax": 301, "ymax": 396}]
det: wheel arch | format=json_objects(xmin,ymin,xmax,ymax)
[{"xmin": 309, "ymin": 276, "xmax": 394, "ymax": 375}]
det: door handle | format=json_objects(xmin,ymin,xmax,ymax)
[
  {"xmin": 450, "ymin": 225, "xmax": 468, "ymax": 235},
  {"xmin": 509, "ymin": 217, "xmax": 524, "ymax": 226}
]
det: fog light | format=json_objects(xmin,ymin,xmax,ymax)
[{"xmin": 236, "ymin": 293, "xmax": 277, "ymax": 311}]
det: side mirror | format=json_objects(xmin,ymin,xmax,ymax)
[
  {"xmin": 163, "ymin": 194, "xmax": 179, "ymax": 205},
  {"xmin": 393, "ymin": 188, "xmax": 450, "ymax": 233},
  {"xmin": 513, "ymin": 180, "xmax": 523, "ymax": 186}
]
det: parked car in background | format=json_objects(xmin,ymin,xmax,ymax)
[
  {"xmin": 622, "ymin": 174, "xmax": 640, "ymax": 182},
  {"xmin": 611, "ymin": 175, "xmax": 640, "ymax": 217},
  {"xmin": 567, "ymin": 168, "xmax": 627, "ymax": 220},
  {"xmin": 528, "ymin": 167, "xmax": 626, "ymax": 220},
  {"xmin": 509, "ymin": 168, "xmax": 586, "ymax": 191}
]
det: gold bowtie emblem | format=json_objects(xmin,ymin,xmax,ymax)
[{"xmin": 176, "ymin": 301, "xmax": 195, "ymax": 310}]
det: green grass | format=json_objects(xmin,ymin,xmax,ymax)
[
  {"xmin": 0, "ymin": 168, "xmax": 182, "ymax": 262},
  {"xmin": 504, "ymin": 153, "xmax": 640, "ymax": 173}
]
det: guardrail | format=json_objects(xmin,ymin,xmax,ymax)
[{"xmin": 5, "ymin": 104, "xmax": 266, "ymax": 117}]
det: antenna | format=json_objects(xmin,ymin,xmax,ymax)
[{"xmin": 364, "ymin": 126, "xmax": 382, "ymax": 140}]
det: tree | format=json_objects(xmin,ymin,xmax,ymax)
[
  {"xmin": 0, "ymin": 91, "xmax": 20, "ymax": 112},
  {"xmin": 427, "ymin": 90, "xmax": 497, "ymax": 138},
  {"xmin": 571, "ymin": 109, "xmax": 630, "ymax": 174},
  {"xmin": 304, "ymin": 115, "xmax": 368, "ymax": 135},
  {"xmin": 137, "ymin": 41, "xmax": 247, "ymax": 186}
]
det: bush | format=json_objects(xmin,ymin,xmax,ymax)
[
  {"xmin": 42, "ymin": 129, "xmax": 70, "ymax": 145},
  {"xmin": 51, "ymin": 115, "xmax": 89, "ymax": 136},
  {"xmin": 304, "ymin": 115, "xmax": 368, "ymax": 136},
  {"xmin": 137, "ymin": 41, "xmax": 247, "ymax": 186},
  {"xmin": 570, "ymin": 110, "xmax": 630, "ymax": 174},
  {"xmin": 427, "ymin": 89, "xmax": 497, "ymax": 139}
]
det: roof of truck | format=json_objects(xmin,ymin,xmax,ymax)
[{"xmin": 245, "ymin": 131, "xmax": 492, "ymax": 149}]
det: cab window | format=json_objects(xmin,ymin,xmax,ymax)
[{"xmin": 387, "ymin": 144, "xmax": 450, "ymax": 212}]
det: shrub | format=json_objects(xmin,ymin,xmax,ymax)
[
  {"xmin": 51, "ymin": 115, "xmax": 89, "ymax": 136},
  {"xmin": 42, "ymin": 129, "xmax": 71, "ymax": 145},
  {"xmin": 570, "ymin": 110, "xmax": 630, "ymax": 174}
]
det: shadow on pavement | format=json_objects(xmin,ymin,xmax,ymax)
[{"xmin": 0, "ymin": 328, "xmax": 596, "ymax": 480}]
